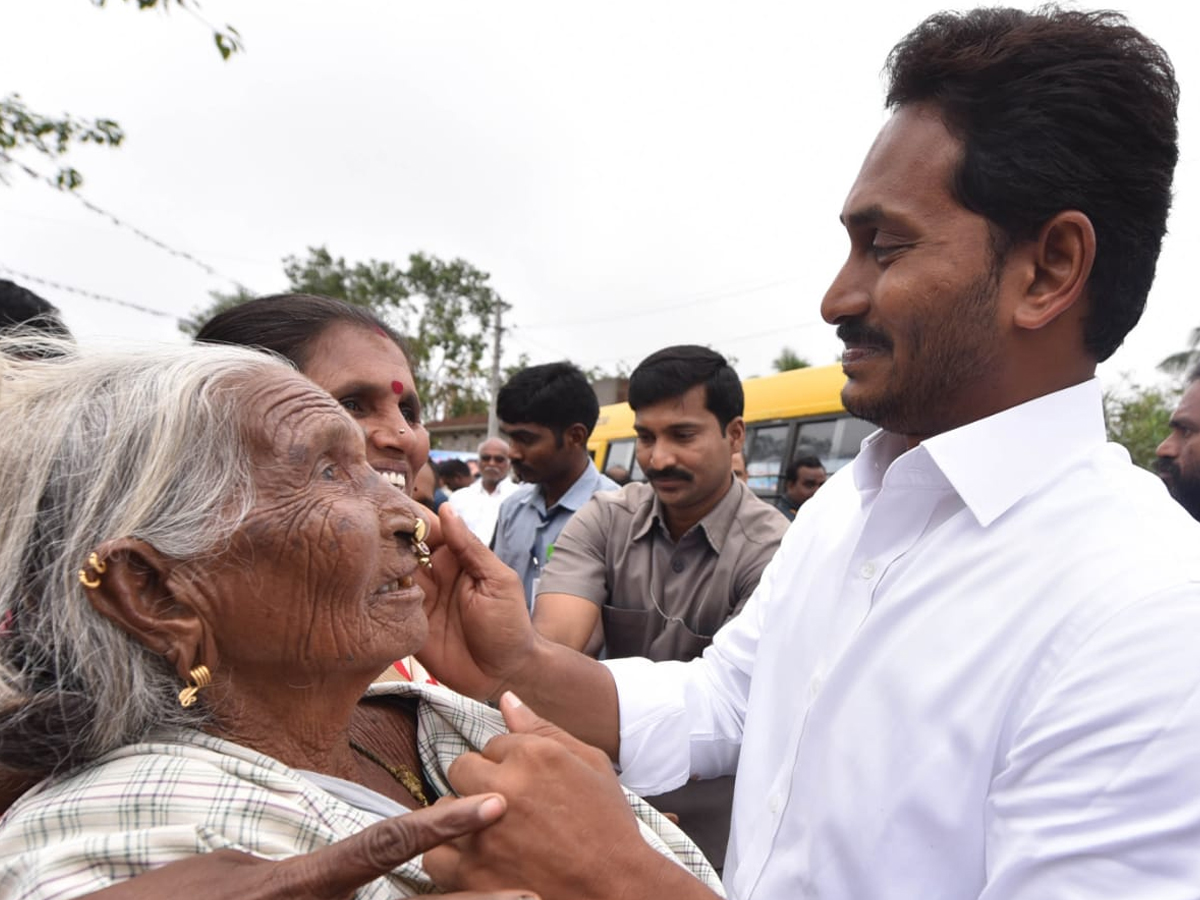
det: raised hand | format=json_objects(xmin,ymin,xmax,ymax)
[{"xmin": 416, "ymin": 505, "xmax": 539, "ymax": 701}]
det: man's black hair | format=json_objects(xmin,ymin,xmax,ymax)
[
  {"xmin": 885, "ymin": 5, "xmax": 1179, "ymax": 361},
  {"xmin": 437, "ymin": 459, "xmax": 472, "ymax": 482},
  {"xmin": 627, "ymin": 345, "xmax": 742, "ymax": 433},
  {"xmin": 496, "ymin": 362, "xmax": 600, "ymax": 441}
]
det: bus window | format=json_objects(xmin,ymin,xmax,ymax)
[
  {"xmin": 793, "ymin": 416, "xmax": 875, "ymax": 473},
  {"xmin": 745, "ymin": 423, "xmax": 790, "ymax": 495},
  {"xmin": 603, "ymin": 438, "xmax": 645, "ymax": 482},
  {"xmin": 793, "ymin": 419, "xmax": 837, "ymax": 465},
  {"xmin": 830, "ymin": 417, "xmax": 875, "ymax": 471}
]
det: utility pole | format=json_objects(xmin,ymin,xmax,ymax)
[{"xmin": 486, "ymin": 298, "xmax": 503, "ymax": 437}]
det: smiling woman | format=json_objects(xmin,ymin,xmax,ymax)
[
  {"xmin": 0, "ymin": 338, "xmax": 719, "ymax": 898},
  {"xmin": 195, "ymin": 294, "xmax": 430, "ymax": 497}
]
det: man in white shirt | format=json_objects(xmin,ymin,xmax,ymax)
[
  {"xmin": 448, "ymin": 437, "xmax": 517, "ymax": 546},
  {"xmin": 416, "ymin": 7, "xmax": 1200, "ymax": 900}
]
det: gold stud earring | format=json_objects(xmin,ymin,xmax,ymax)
[
  {"xmin": 412, "ymin": 518, "xmax": 432, "ymax": 568},
  {"xmin": 178, "ymin": 664, "xmax": 212, "ymax": 708},
  {"xmin": 78, "ymin": 552, "xmax": 107, "ymax": 589}
]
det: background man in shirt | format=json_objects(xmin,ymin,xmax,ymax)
[
  {"xmin": 532, "ymin": 345, "xmax": 788, "ymax": 867},
  {"xmin": 416, "ymin": 8, "xmax": 1200, "ymax": 900},
  {"xmin": 448, "ymin": 437, "xmax": 517, "ymax": 545},
  {"xmin": 777, "ymin": 454, "xmax": 827, "ymax": 520},
  {"xmin": 730, "ymin": 451, "xmax": 748, "ymax": 483},
  {"xmin": 1156, "ymin": 363, "xmax": 1200, "ymax": 520},
  {"xmin": 436, "ymin": 459, "xmax": 474, "ymax": 493},
  {"xmin": 491, "ymin": 361, "xmax": 618, "ymax": 608}
]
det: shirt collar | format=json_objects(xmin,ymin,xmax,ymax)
[
  {"xmin": 539, "ymin": 463, "xmax": 606, "ymax": 515},
  {"xmin": 634, "ymin": 475, "xmax": 744, "ymax": 551},
  {"xmin": 853, "ymin": 378, "xmax": 1107, "ymax": 528}
]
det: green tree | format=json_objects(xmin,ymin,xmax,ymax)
[
  {"xmin": 2, "ymin": 1, "xmax": 240, "ymax": 190},
  {"xmin": 1103, "ymin": 378, "xmax": 1178, "ymax": 471},
  {"xmin": 178, "ymin": 285, "xmax": 257, "ymax": 335},
  {"xmin": 772, "ymin": 347, "xmax": 811, "ymax": 372},
  {"xmin": 1158, "ymin": 326, "xmax": 1200, "ymax": 378},
  {"xmin": 180, "ymin": 246, "xmax": 510, "ymax": 423}
]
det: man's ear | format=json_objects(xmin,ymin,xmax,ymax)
[
  {"xmin": 726, "ymin": 416, "xmax": 746, "ymax": 454},
  {"xmin": 564, "ymin": 423, "xmax": 589, "ymax": 450},
  {"xmin": 83, "ymin": 538, "xmax": 211, "ymax": 682},
  {"xmin": 1012, "ymin": 210, "xmax": 1096, "ymax": 333}
]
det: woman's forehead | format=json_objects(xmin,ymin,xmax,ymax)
[
  {"xmin": 238, "ymin": 369, "xmax": 349, "ymax": 446},
  {"xmin": 303, "ymin": 322, "xmax": 414, "ymax": 393}
]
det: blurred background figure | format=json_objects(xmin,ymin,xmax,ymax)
[
  {"xmin": 1155, "ymin": 363, "xmax": 1200, "ymax": 520},
  {"xmin": 731, "ymin": 451, "xmax": 748, "ymax": 484},
  {"xmin": 777, "ymin": 455, "xmax": 827, "ymax": 520},
  {"xmin": 413, "ymin": 463, "xmax": 440, "ymax": 511},
  {"xmin": 449, "ymin": 437, "xmax": 517, "ymax": 545},
  {"xmin": 604, "ymin": 465, "xmax": 631, "ymax": 486},
  {"xmin": 437, "ymin": 459, "xmax": 474, "ymax": 493}
]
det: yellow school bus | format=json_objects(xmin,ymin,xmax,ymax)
[{"xmin": 588, "ymin": 363, "xmax": 875, "ymax": 501}]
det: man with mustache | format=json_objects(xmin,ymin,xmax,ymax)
[
  {"xmin": 418, "ymin": 7, "xmax": 1200, "ymax": 900},
  {"xmin": 531, "ymin": 345, "xmax": 787, "ymax": 868},
  {"xmin": 1156, "ymin": 363, "xmax": 1200, "ymax": 520}
]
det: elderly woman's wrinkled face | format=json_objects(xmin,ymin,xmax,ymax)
[{"xmin": 202, "ymin": 369, "xmax": 428, "ymax": 681}]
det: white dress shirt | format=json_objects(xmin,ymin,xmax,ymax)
[
  {"xmin": 447, "ymin": 477, "xmax": 517, "ymax": 546},
  {"xmin": 607, "ymin": 379, "xmax": 1200, "ymax": 900}
]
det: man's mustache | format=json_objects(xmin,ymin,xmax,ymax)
[
  {"xmin": 837, "ymin": 320, "xmax": 893, "ymax": 350},
  {"xmin": 1154, "ymin": 456, "xmax": 1179, "ymax": 479},
  {"xmin": 646, "ymin": 466, "xmax": 694, "ymax": 483}
]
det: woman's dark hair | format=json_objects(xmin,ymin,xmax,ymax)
[
  {"xmin": 885, "ymin": 5, "xmax": 1179, "ymax": 361},
  {"xmin": 496, "ymin": 361, "xmax": 600, "ymax": 440},
  {"xmin": 628, "ymin": 345, "xmax": 743, "ymax": 433},
  {"xmin": 194, "ymin": 293, "xmax": 414, "ymax": 370}
]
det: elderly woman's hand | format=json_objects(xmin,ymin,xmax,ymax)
[
  {"xmin": 424, "ymin": 696, "xmax": 719, "ymax": 900},
  {"xmin": 416, "ymin": 506, "xmax": 540, "ymax": 701},
  {"xmin": 88, "ymin": 795, "xmax": 538, "ymax": 900}
]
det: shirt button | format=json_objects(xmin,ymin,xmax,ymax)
[
  {"xmin": 671, "ymin": 558, "xmax": 685, "ymax": 573},
  {"xmin": 859, "ymin": 561, "xmax": 876, "ymax": 579}
]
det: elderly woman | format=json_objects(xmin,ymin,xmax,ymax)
[
  {"xmin": 196, "ymin": 292, "xmax": 435, "ymax": 683},
  {"xmin": 0, "ymin": 340, "xmax": 720, "ymax": 898}
]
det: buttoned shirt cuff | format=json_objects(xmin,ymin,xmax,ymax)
[{"xmin": 604, "ymin": 656, "xmax": 694, "ymax": 796}]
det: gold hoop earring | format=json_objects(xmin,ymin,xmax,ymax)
[
  {"xmin": 178, "ymin": 664, "xmax": 212, "ymax": 708},
  {"xmin": 78, "ymin": 552, "xmax": 107, "ymax": 589},
  {"xmin": 412, "ymin": 518, "xmax": 432, "ymax": 569}
]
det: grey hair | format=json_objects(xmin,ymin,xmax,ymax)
[
  {"xmin": 476, "ymin": 436, "xmax": 510, "ymax": 455},
  {"xmin": 0, "ymin": 336, "xmax": 293, "ymax": 776}
]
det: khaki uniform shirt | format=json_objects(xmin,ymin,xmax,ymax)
[{"xmin": 537, "ymin": 477, "xmax": 788, "ymax": 662}]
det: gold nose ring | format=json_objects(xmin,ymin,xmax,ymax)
[{"xmin": 411, "ymin": 517, "xmax": 431, "ymax": 568}]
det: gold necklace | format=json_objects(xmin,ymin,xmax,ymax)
[{"xmin": 349, "ymin": 739, "xmax": 429, "ymax": 807}]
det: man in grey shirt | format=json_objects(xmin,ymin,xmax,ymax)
[{"xmin": 533, "ymin": 344, "xmax": 788, "ymax": 868}]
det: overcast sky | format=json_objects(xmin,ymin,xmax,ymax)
[{"xmin": 2, "ymin": 0, "xmax": 1195, "ymax": 392}]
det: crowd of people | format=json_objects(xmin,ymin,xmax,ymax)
[{"xmin": 3, "ymin": 4, "xmax": 1200, "ymax": 899}]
